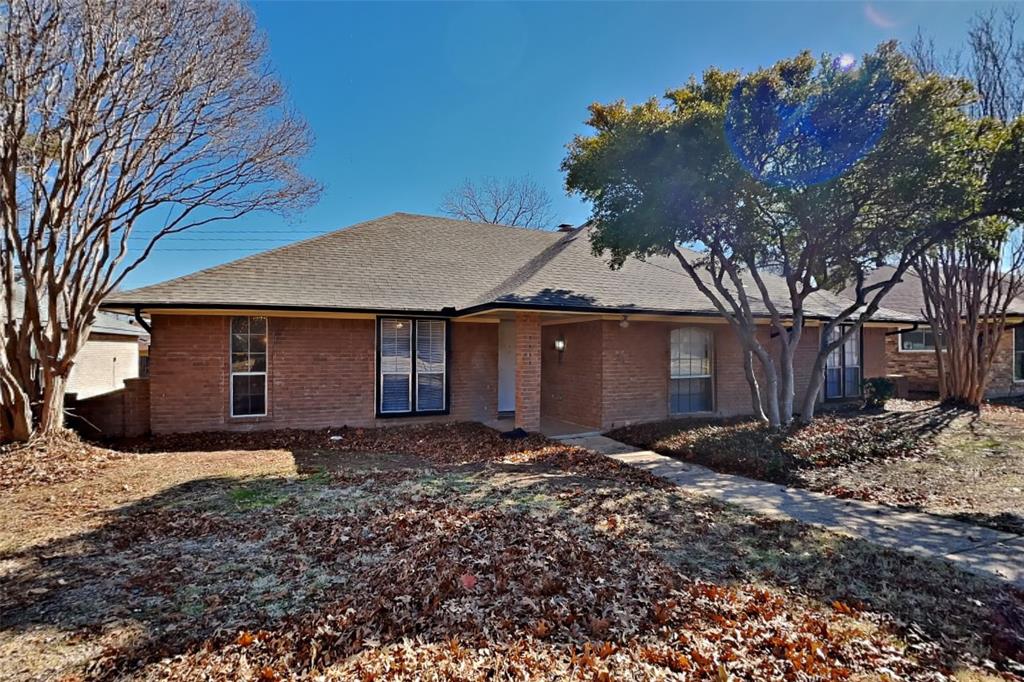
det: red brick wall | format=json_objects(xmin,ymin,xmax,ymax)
[
  {"xmin": 541, "ymin": 321, "xmax": 603, "ymax": 428},
  {"xmin": 863, "ymin": 328, "xmax": 887, "ymax": 380},
  {"xmin": 597, "ymin": 321, "xmax": 825, "ymax": 428},
  {"xmin": 884, "ymin": 332, "xmax": 940, "ymax": 393},
  {"xmin": 69, "ymin": 377, "xmax": 150, "ymax": 438},
  {"xmin": 450, "ymin": 322, "xmax": 499, "ymax": 421},
  {"xmin": 514, "ymin": 312, "xmax": 542, "ymax": 431},
  {"xmin": 600, "ymin": 320, "xmax": 671, "ymax": 428},
  {"xmin": 149, "ymin": 315, "xmax": 497, "ymax": 434},
  {"xmin": 882, "ymin": 326, "xmax": 1024, "ymax": 398}
]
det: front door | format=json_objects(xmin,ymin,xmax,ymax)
[{"xmin": 497, "ymin": 320, "xmax": 516, "ymax": 413}]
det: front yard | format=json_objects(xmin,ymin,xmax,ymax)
[
  {"xmin": 1, "ymin": 423, "xmax": 1023, "ymax": 680},
  {"xmin": 610, "ymin": 400, "xmax": 1024, "ymax": 535}
]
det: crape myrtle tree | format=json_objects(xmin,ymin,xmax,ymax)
[
  {"xmin": 917, "ymin": 220, "xmax": 1024, "ymax": 406},
  {"xmin": 0, "ymin": 0, "xmax": 320, "ymax": 442},
  {"xmin": 563, "ymin": 43, "xmax": 1024, "ymax": 427},
  {"xmin": 911, "ymin": 9, "xmax": 1024, "ymax": 407}
]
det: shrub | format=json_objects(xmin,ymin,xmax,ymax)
[{"xmin": 861, "ymin": 377, "xmax": 895, "ymax": 409}]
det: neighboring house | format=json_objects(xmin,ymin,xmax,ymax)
[
  {"xmin": 6, "ymin": 282, "xmax": 148, "ymax": 399},
  {"xmin": 843, "ymin": 266, "xmax": 1024, "ymax": 397},
  {"xmin": 103, "ymin": 213, "xmax": 916, "ymax": 436},
  {"xmin": 67, "ymin": 311, "xmax": 149, "ymax": 399}
]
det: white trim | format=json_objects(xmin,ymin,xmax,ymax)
[
  {"xmin": 669, "ymin": 326, "xmax": 714, "ymax": 414},
  {"xmin": 229, "ymin": 316, "xmax": 268, "ymax": 418},
  {"xmin": 898, "ymin": 330, "xmax": 939, "ymax": 353}
]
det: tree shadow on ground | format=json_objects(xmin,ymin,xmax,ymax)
[{"xmin": 1, "ymin": 450, "xmax": 1022, "ymax": 680}]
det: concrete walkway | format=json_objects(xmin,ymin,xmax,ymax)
[{"xmin": 559, "ymin": 434, "xmax": 1024, "ymax": 587}]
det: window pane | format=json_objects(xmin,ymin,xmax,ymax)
[
  {"xmin": 670, "ymin": 378, "xmax": 710, "ymax": 413},
  {"xmin": 382, "ymin": 374, "xmax": 410, "ymax": 412},
  {"xmin": 417, "ymin": 373, "xmax": 444, "ymax": 411},
  {"xmin": 844, "ymin": 329, "xmax": 860, "ymax": 366},
  {"xmin": 232, "ymin": 374, "xmax": 265, "ymax": 416},
  {"xmin": 416, "ymin": 320, "xmax": 445, "ymax": 372},
  {"xmin": 248, "ymin": 353, "xmax": 266, "ymax": 373},
  {"xmin": 249, "ymin": 317, "xmax": 267, "ymax": 335},
  {"xmin": 231, "ymin": 333, "xmax": 248, "ymax": 354},
  {"xmin": 844, "ymin": 367, "xmax": 861, "ymax": 397},
  {"xmin": 380, "ymin": 319, "xmax": 412, "ymax": 374},
  {"xmin": 231, "ymin": 317, "xmax": 249, "ymax": 335},
  {"xmin": 1015, "ymin": 328, "xmax": 1023, "ymax": 352},
  {"xmin": 670, "ymin": 328, "xmax": 710, "ymax": 378},
  {"xmin": 825, "ymin": 368, "xmax": 842, "ymax": 399},
  {"xmin": 231, "ymin": 352, "xmax": 252, "ymax": 372}
]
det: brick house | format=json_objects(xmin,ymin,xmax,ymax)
[
  {"xmin": 103, "ymin": 213, "xmax": 916, "ymax": 436},
  {"xmin": 6, "ymin": 282, "xmax": 147, "ymax": 399},
  {"xmin": 844, "ymin": 266, "xmax": 1024, "ymax": 397}
]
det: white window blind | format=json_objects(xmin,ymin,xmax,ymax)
[
  {"xmin": 669, "ymin": 328, "xmax": 712, "ymax": 413},
  {"xmin": 380, "ymin": 319, "xmax": 412, "ymax": 413},
  {"xmin": 416, "ymin": 319, "xmax": 445, "ymax": 411}
]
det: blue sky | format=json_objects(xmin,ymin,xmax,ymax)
[{"xmin": 123, "ymin": 1, "xmax": 1007, "ymax": 288}]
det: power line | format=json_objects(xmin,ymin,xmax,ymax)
[{"xmin": 129, "ymin": 236, "xmax": 304, "ymax": 242}]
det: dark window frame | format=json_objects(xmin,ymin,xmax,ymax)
[
  {"xmin": 376, "ymin": 316, "xmax": 451, "ymax": 418},
  {"xmin": 823, "ymin": 324, "xmax": 863, "ymax": 401}
]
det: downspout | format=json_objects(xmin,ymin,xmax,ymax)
[{"xmin": 133, "ymin": 307, "xmax": 152, "ymax": 334}]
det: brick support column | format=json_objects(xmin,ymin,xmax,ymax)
[{"xmin": 514, "ymin": 312, "xmax": 542, "ymax": 432}]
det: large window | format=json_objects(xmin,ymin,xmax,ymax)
[
  {"xmin": 379, "ymin": 318, "xmax": 448, "ymax": 415},
  {"xmin": 670, "ymin": 327, "xmax": 712, "ymax": 413},
  {"xmin": 1015, "ymin": 326, "xmax": 1023, "ymax": 382},
  {"xmin": 824, "ymin": 325, "xmax": 861, "ymax": 399},
  {"xmin": 230, "ymin": 316, "xmax": 267, "ymax": 417},
  {"xmin": 900, "ymin": 329, "xmax": 941, "ymax": 352}
]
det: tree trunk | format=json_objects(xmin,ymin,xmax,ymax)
[
  {"xmin": 742, "ymin": 349, "xmax": 768, "ymax": 424},
  {"xmin": 797, "ymin": 353, "xmax": 827, "ymax": 424},
  {"xmin": 36, "ymin": 373, "xmax": 67, "ymax": 437},
  {"xmin": 751, "ymin": 345, "xmax": 782, "ymax": 428},
  {"xmin": 0, "ymin": 385, "xmax": 32, "ymax": 442}
]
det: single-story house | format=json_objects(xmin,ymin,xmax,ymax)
[
  {"xmin": 103, "ymin": 213, "xmax": 917, "ymax": 436},
  {"xmin": 6, "ymin": 281, "xmax": 148, "ymax": 399},
  {"xmin": 844, "ymin": 266, "xmax": 1024, "ymax": 398}
]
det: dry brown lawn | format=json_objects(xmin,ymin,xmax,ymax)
[{"xmin": 1, "ymin": 424, "xmax": 1022, "ymax": 681}]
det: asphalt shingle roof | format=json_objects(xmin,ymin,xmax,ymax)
[
  {"xmin": 106, "ymin": 212, "xmax": 916, "ymax": 322},
  {"xmin": 841, "ymin": 265, "xmax": 1024, "ymax": 319},
  {"xmin": 7, "ymin": 282, "xmax": 145, "ymax": 337}
]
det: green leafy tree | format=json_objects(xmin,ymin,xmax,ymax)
[{"xmin": 563, "ymin": 44, "xmax": 1024, "ymax": 426}]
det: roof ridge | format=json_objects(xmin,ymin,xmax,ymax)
[
  {"xmin": 468, "ymin": 227, "xmax": 582, "ymax": 308},
  {"xmin": 390, "ymin": 211, "xmax": 565, "ymax": 234}
]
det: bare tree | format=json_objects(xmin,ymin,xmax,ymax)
[
  {"xmin": 917, "ymin": 225, "xmax": 1024, "ymax": 406},
  {"xmin": 440, "ymin": 176, "xmax": 554, "ymax": 228},
  {"xmin": 910, "ymin": 8, "xmax": 1024, "ymax": 407},
  {"xmin": 910, "ymin": 7, "xmax": 1024, "ymax": 119},
  {"xmin": 0, "ymin": 0, "xmax": 320, "ymax": 442}
]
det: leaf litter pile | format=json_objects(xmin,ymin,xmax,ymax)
[
  {"xmin": 2, "ymin": 423, "xmax": 1022, "ymax": 680},
  {"xmin": 0, "ymin": 429, "xmax": 128, "ymax": 492}
]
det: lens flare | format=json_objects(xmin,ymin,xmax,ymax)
[
  {"xmin": 723, "ymin": 59, "xmax": 898, "ymax": 188},
  {"xmin": 835, "ymin": 53, "xmax": 856, "ymax": 72}
]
